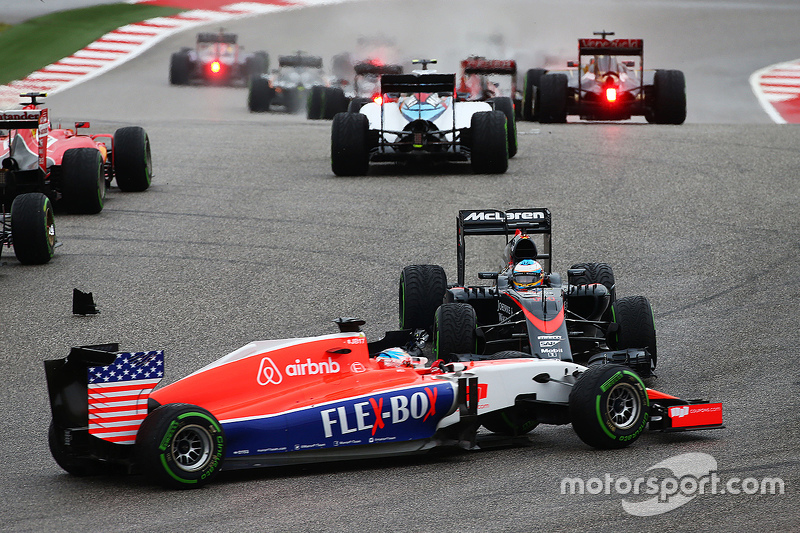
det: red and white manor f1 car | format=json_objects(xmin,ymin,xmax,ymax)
[
  {"xmin": 530, "ymin": 31, "xmax": 686, "ymax": 124},
  {"xmin": 1, "ymin": 93, "xmax": 152, "ymax": 264},
  {"xmin": 45, "ymin": 317, "xmax": 722, "ymax": 489}
]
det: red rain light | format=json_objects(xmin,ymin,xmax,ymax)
[
  {"xmin": 373, "ymin": 95, "xmax": 383, "ymax": 105},
  {"xmin": 605, "ymin": 87, "xmax": 617, "ymax": 102},
  {"xmin": 210, "ymin": 61, "xmax": 221, "ymax": 74}
]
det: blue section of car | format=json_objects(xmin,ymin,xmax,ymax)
[{"xmin": 222, "ymin": 381, "xmax": 455, "ymax": 458}]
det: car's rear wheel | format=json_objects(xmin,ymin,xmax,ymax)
[
  {"xmin": 538, "ymin": 73, "xmax": 568, "ymax": 123},
  {"xmin": 348, "ymin": 97, "xmax": 370, "ymax": 113},
  {"xmin": 11, "ymin": 192, "xmax": 55, "ymax": 265},
  {"xmin": 331, "ymin": 112, "xmax": 370, "ymax": 176},
  {"xmin": 169, "ymin": 52, "xmax": 190, "ymax": 85},
  {"xmin": 492, "ymin": 96, "xmax": 518, "ymax": 158},
  {"xmin": 324, "ymin": 87, "xmax": 349, "ymax": 119},
  {"xmin": 433, "ymin": 303, "xmax": 477, "ymax": 363},
  {"xmin": 609, "ymin": 295, "xmax": 657, "ymax": 368},
  {"xmin": 569, "ymin": 364, "xmax": 649, "ymax": 449},
  {"xmin": 652, "ymin": 69, "xmax": 687, "ymax": 124},
  {"xmin": 522, "ymin": 68, "xmax": 546, "ymax": 121},
  {"xmin": 470, "ymin": 110, "xmax": 508, "ymax": 174},
  {"xmin": 62, "ymin": 147, "xmax": 105, "ymax": 214},
  {"xmin": 113, "ymin": 126, "xmax": 152, "ymax": 192},
  {"xmin": 248, "ymin": 77, "xmax": 273, "ymax": 112},
  {"xmin": 136, "ymin": 403, "xmax": 225, "ymax": 489},
  {"xmin": 307, "ymin": 85, "xmax": 325, "ymax": 119},
  {"xmin": 399, "ymin": 264, "xmax": 447, "ymax": 332}
]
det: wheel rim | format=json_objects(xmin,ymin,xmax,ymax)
[
  {"xmin": 45, "ymin": 202, "xmax": 55, "ymax": 250},
  {"xmin": 171, "ymin": 424, "xmax": 213, "ymax": 472},
  {"xmin": 605, "ymin": 382, "xmax": 641, "ymax": 430}
]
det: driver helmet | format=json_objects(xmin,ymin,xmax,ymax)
[
  {"xmin": 511, "ymin": 259, "xmax": 544, "ymax": 290},
  {"xmin": 376, "ymin": 347, "xmax": 413, "ymax": 368}
]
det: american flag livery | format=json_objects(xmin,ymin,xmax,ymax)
[{"xmin": 87, "ymin": 351, "xmax": 164, "ymax": 444}]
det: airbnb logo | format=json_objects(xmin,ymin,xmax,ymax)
[{"xmin": 257, "ymin": 357, "xmax": 283, "ymax": 385}]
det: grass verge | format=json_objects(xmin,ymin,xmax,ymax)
[{"xmin": 0, "ymin": 4, "xmax": 184, "ymax": 86}]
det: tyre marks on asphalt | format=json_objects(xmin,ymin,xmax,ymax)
[
  {"xmin": 750, "ymin": 59, "xmax": 800, "ymax": 124},
  {"xmin": 0, "ymin": 0, "xmax": 353, "ymax": 107}
]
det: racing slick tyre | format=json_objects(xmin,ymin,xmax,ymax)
[
  {"xmin": 246, "ymin": 51, "xmax": 269, "ymax": 79},
  {"xmin": 608, "ymin": 295, "xmax": 657, "ymax": 368},
  {"xmin": 61, "ymin": 147, "xmax": 105, "ymax": 214},
  {"xmin": 538, "ymin": 73, "xmax": 568, "ymax": 123},
  {"xmin": 569, "ymin": 262, "xmax": 616, "ymax": 321},
  {"xmin": 136, "ymin": 403, "xmax": 225, "ymax": 489},
  {"xmin": 48, "ymin": 421, "xmax": 102, "ymax": 476},
  {"xmin": 492, "ymin": 97, "xmax": 518, "ymax": 158},
  {"xmin": 470, "ymin": 110, "xmax": 508, "ymax": 174},
  {"xmin": 169, "ymin": 52, "xmax": 190, "ymax": 85},
  {"xmin": 652, "ymin": 69, "xmax": 687, "ymax": 125},
  {"xmin": 284, "ymin": 89, "xmax": 303, "ymax": 114},
  {"xmin": 10, "ymin": 192, "xmax": 55, "ymax": 264},
  {"xmin": 348, "ymin": 97, "xmax": 370, "ymax": 113},
  {"xmin": 113, "ymin": 126, "xmax": 153, "ymax": 192},
  {"xmin": 433, "ymin": 303, "xmax": 477, "ymax": 363},
  {"xmin": 307, "ymin": 85, "xmax": 325, "ymax": 119},
  {"xmin": 569, "ymin": 364, "xmax": 649, "ymax": 449},
  {"xmin": 331, "ymin": 112, "xmax": 370, "ymax": 176},
  {"xmin": 522, "ymin": 68, "xmax": 547, "ymax": 121},
  {"xmin": 324, "ymin": 87, "xmax": 349, "ymax": 119},
  {"xmin": 248, "ymin": 77, "xmax": 273, "ymax": 112},
  {"xmin": 399, "ymin": 264, "xmax": 447, "ymax": 331}
]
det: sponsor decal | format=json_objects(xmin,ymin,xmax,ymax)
[
  {"xmin": 538, "ymin": 335, "xmax": 562, "ymax": 348},
  {"xmin": 350, "ymin": 361, "xmax": 366, "ymax": 373},
  {"xmin": 498, "ymin": 302, "xmax": 512, "ymax": 315},
  {"xmin": 256, "ymin": 356, "xmax": 341, "ymax": 385},
  {"xmin": 669, "ymin": 403, "xmax": 723, "ymax": 428},
  {"xmin": 0, "ymin": 110, "xmax": 41, "ymax": 121},
  {"xmin": 463, "ymin": 210, "xmax": 545, "ymax": 222},
  {"xmin": 320, "ymin": 387, "xmax": 439, "ymax": 439}
]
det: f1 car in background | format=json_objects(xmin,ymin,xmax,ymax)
[
  {"xmin": 45, "ymin": 317, "xmax": 722, "ymax": 489},
  {"xmin": 249, "ymin": 52, "xmax": 337, "ymax": 114},
  {"xmin": 344, "ymin": 59, "xmax": 405, "ymax": 112},
  {"xmin": 528, "ymin": 31, "xmax": 686, "ymax": 123},
  {"xmin": 1, "ymin": 93, "xmax": 152, "ymax": 264},
  {"xmin": 305, "ymin": 53, "xmax": 356, "ymax": 120},
  {"xmin": 399, "ymin": 208, "xmax": 657, "ymax": 377},
  {"xmin": 169, "ymin": 31, "xmax": 268, "ymax": 86},
  {"xmin": 331, "ymin": 60, "xmax": 511, "ymax": 176},
  {"xmin": 457, "ymin": 56, "xmax": 519, "ymax": 156}
]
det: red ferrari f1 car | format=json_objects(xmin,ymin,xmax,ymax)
[
  {"xmin": 45, "ymin": 317, "xmax": 722, "ymax": 489},
  {"xmin": 1, "ymin": 93, "xmax": 152, "ymax": 264}
]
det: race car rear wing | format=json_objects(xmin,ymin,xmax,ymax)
[
  {"xmin": 380, "ymin": 73, "xmax": 455, "ymax": 95},
  {"xmin": 456, "ymin": 208, "xmax": 552, "ymax": 285},
  {"xmin": 0, "ymin": 106, "xmax": 49, "ymax": 174},
  {"xmin": 354, "ymin": 62, "xmax": 403, "ymax": 76},
  {"xmin": 461, "ymin": 58, "xmax": 517, "ymax": 75},
  {"xmin": 278, "ymin": 54, "xmax": 323, "ymax": 69},
  {"xmin": 578, "ymin": 38, "xmax": 643, "ymax": 56}
]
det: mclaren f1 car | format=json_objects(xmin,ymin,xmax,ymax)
[
  {"xmin": 529, "ymin": 31, "xmax": 686, "ymax": 123},
  {"xmin": 331, "ymin": 59, "xmax": 511, "ymax": 176},
  {"xmin": 45, "ymin": 316, "xmax": 722, "ymax": 489},
  {"xmin": 399, "ymin": 208, "xmax": 658, "ymax": 377}
]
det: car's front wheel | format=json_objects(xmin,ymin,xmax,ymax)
[
  {"xmin": 10, "ymin": 192, "xmax": 55, "ymax": 264},
  {"xmin": 433, "ymin": 303, "xmax": 477, "ymax": 362}
]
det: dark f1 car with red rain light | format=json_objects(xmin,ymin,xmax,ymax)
[
  {"xmin": 1, "ymin": 93, "xmax": 152, "ymax": 263},
  {"xmin": 45, "ymin": 316, "xmax": 723, "ymax": 489},
  {"xmin": 342, "ymin": 59, "xmax": 405, "ymax": 113},
  {"xmin": 169, "ymin": 31, "xmax": 268, "ymax": 86},
  {"xmin": 399, "ymin": 208, "xmax": 658, "ymax": 377},
  {"xmin": 331, "ymin": 60, "xmax": 512, "ymax": 176},
  {"xmin": 531, "ymin": 31, "xmax": 686, "ymax": 124}
]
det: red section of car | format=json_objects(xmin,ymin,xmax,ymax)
[{"xmin": 668, "ymin": 403, "xmax": 723, "ymax": 428}]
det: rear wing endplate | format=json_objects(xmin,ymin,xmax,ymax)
[
  {"xmin": 1, "ymin": 108, "xmax": 49, "ymax": 174},
  {"xmin": 380, "ymin": 73, "xmax": 455, "ymax": 95},
  {"xmin": 456, "ymin": 208, "xmax": 552, "ymax": 285}
]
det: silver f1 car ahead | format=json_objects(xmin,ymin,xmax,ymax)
[
  {"xmin": 399, "ymin": 208, "xmax": 658, "ymax": 377},
  {"xmin": 529, "ymin": 31, "xmax": 686, "ymax": 124},
  {"xmin": 45, "ymin": 317, "xmax": 722, "ymax": 489},
  {"xmin": 169, "ymin": 31, "xmax": 268, "ymax": 86},
  {"xmin": 331, "ymin": 60, "xmax": 511, "ymax": 176}
]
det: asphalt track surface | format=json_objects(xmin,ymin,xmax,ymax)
[{"xmin": 2, "ymin": 1, "xmax": 799, "ymax": 531}]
